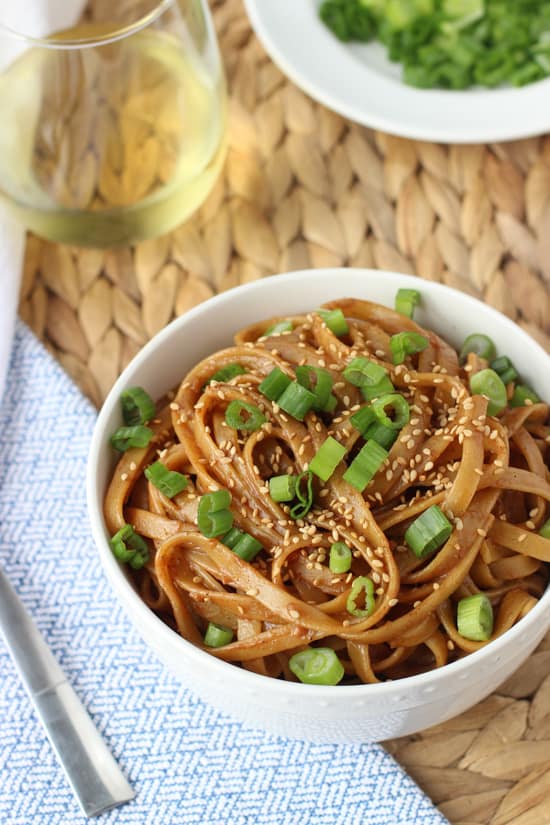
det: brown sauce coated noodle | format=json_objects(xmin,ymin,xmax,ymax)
[{"xmin": 104, "ymin": 298, "xmax": 550, "ymax": 683}]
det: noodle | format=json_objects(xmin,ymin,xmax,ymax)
[{"xmin": 104, "ymin": 298, "xmax": 550, "ymax": 684}]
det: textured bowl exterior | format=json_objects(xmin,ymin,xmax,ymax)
[{"xmin": 87, "ymin": 269, "xmax": 550, "ymax": 743}]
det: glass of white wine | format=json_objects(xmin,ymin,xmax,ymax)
[{"xmin": 0, "ymin": 0, "xmax": 227, "ymax": 246}]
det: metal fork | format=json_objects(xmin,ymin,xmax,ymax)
[{"xmin": 0, "ymin": 564, "xmax": 135, "ymax": 817}]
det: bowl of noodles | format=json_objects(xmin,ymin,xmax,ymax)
[{"xmin": 87, "ymin": 268, "xmax": 550, "ymax": 743}]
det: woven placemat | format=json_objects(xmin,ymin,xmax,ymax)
[{"xmin": 17, "ymin": 1, "xmax": 550, "ymax": 822}]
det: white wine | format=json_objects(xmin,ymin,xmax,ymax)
[{"xmin": 0, "ymin": 23, "xmax": 227, "ymax": 246}]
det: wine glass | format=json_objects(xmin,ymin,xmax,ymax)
[{"xmin": 0, "ymin": 0, "xmax": 227, "ymax": 246}]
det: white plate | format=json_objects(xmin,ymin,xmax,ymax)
[{"xmin": 244, "ymin": 0, "xmax": 550, "ymax": 143}]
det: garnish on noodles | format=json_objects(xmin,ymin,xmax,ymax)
[{"xmin": 104, "ymin": 293, "xmax": 550, "ymax": 685}]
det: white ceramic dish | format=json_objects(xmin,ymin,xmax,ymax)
[
  {"xmin": 87, "ymin": 269, "xmax": 550, "ymax": 744},
  {"xmin": 243, "ymin": 0, "xmax": 550, "ymax": 144}
]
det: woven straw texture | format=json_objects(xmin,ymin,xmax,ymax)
[{"xmin": 17, "ymin": 1, "xmax": 550, "ymax": 823}]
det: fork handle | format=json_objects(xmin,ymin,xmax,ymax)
[{"xmin": 0, "ymin": 565, "xmax": 135, "ymax": 817}]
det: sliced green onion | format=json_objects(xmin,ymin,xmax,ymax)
[
  {"xmin": 201, "ymin": 489, "xmax": 231, "ymax": 511},
  {"xmin": 343, "ymin": 440, "xmax": 388, "ymax": 492},
  {"xmin": 457, "ymin": 594, "xmax": 494, "ymax": 642},
  {"xmin": 223, "ymin": 526, "xmax": 263, "ymax": 561},
  {"xmin": 290, "ymin": 470, "xmax": 314, "ymax": 520},
  {"xmin": 343, "ymin": 357, "xmax": 386, "ymax": 388},
  {"xmin": 222, "ymin": 526, "xmax": 244, "ymax": 549},
  {"xmin": 206, "ymin": 363, "xmax": 246, "ymax": 386},
  {"xmin": 372, "ymin": 393, "xmax": 410, "ymax": 430},
  {"xmin": 129, "ymin": 549, "xmax": 149, "ymax": 570},
  {"xmin": 120, "ymin": 386, "xmax": 155, "ymax": 426},
  {"xmin": 144, "ymin": 462, "xmax": 188, "ymax": 498},
  {"xmin": 204, "ymin": 622, "xmax": 234, "ymax": 648},
  {"xmin": 309, "ymin": 436, "xmax": 347, "ymax": 482},
  {"xmin": 364, "ymin": 421, "xmax": 399, "ymax": 450},
  {"xmin": 329, "ymin": 542, "xmax": 352, "ymax": 574},
  {"xmin": 361, "ymin": 374, "xmax": 395, "ymax": 401},
  {"xmin": 110, "ymin": 524, "xmax": 149, "ymax": 570},
  {"xmin": 350, "ymin": 405, "xmax": 377, "ymax": 436},
  {"xmin": 346, "ymin": 576, "xmax": 375, "ymax": 618},
  {"xmin": 490, "ymin": 355, "xmax": 519, "ymax": 386},
  {"xmin": 320, "ymin": 0, "xmax": 550, "ymax": 93},
  {"xmin": 500, "ymin": 368, "xmax": 520, "ymax": 386},
  {"xmin": 460, "ymin": 333, "xmax": 496, "ymax": 363},
  {"xmin": 390, "ymin": 331, "xmax": 429, "ymax": 365},
  {"xmin": 320, "ymin": 0, "xmax": 374, "ymax": 42},
  {"xmin": 197, "ymin": 490, "xmax": 233, "ymax": 538},
  {"xmin": 351, "ymin": 405, "xmax": 400, "ymax": 447},
  {"xmin": 277, "ymin": 381, "xmax": 316, "ymax": 421},
  {"xmin": 259, "ymin": 367, "xmax": 292, "ymax": 401},
  {"xmin": 470, "ymin": 368, "xmax": 507, "ymax": 416},
  {"xmin": 405, "ymin": 505, "xmax": 452, "ymax": 559},
  {"xmin": 539, "ymin": 519, "xmax": 550, "ymax": 539},
  {"xmin": 110, "ymin": 425, "xmax": 153, "ymax": 452},
  {"xmin": 269, "ymin": 474, "xmax": 297, "ymax": 503},
  {"xmin": 509, "ymin": 384, "xmax": 541, "ymax": 408},
  {"xmin": 289, "ymin": 647, "xmax": 344, "ymax": 685},
  {"xmin": 322, "ymin": 393, "xmax": 338, "ymax": 413},
  {"xmin": 232, "ymin": 533, "xmax": 263, "ymax": 562},
  {"xmin": 264, "ymin": 320, "xmax": 293, "ymax": 336},
  {"xmin": 317, "ymin": 308, "xmax": 349, "ymax": 337},
  {"xmin": 202, "ymin": 509, "xmax": 233, "ymax": 537},
  {"xmin": 395, "ymin": 288, "xmax": 421, "ymax": 319},
  {"xmin": 225, "ymin": 400, "xmax": 266, "ymax": 431},
  {"xmin": 295, "ymin": 365, "xmax": 333, "ymax": 410}
]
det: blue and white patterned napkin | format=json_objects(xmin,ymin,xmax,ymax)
[{"xmin": 0, "ymin": 321, "xmax": 450, "ymax": 825}]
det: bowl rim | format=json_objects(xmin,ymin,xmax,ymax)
[{"xmin": 87, "ymin": 268, "xmax": 550, "ymax": 699}]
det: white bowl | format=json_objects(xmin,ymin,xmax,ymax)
[{"xmin": 87, "ymin": 269, "xmax": 550, "ymax": 744}]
